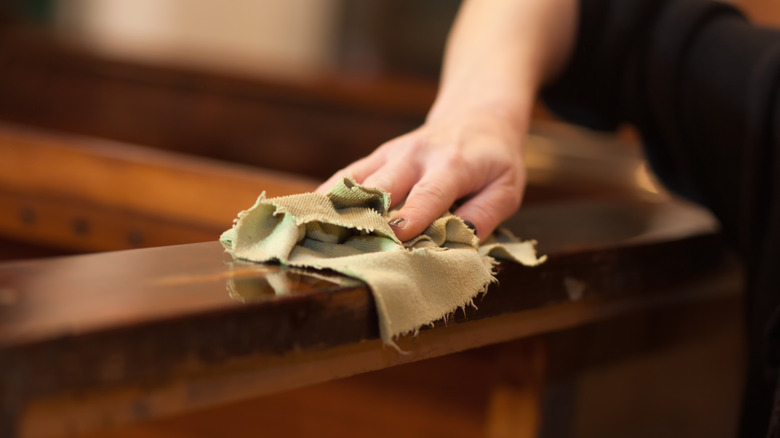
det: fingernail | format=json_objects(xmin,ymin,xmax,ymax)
[
  {"xmin": 388, "ymin": 216, "xmax": 407, "ymax": 229},
  {"xmin": 463, "ymin": 220, "xmax": 477, "ymax": 235}
]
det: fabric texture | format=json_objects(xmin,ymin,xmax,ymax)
[
  {"xmin": 543, "ymin": 0, "xmax": 780, "ymax": 435},
  {"xmin": 220, "ymin": 177, "xmax": 544, "ymax": 347}
]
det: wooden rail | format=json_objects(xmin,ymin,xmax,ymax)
[{"xmin": 0, "ymin": 190, "xmax": 740, "ymax": 437}]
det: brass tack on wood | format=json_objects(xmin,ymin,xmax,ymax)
[
  {"xmin": 0, "ymin": 288, "xmax": 19, "ymax": 306},
  {"xmin": 128, "ymin": 230, "xmax": 144, "ymax": 247},
  {"xmin": 73, "ymin": 218, "xmax": 90, "ymax": 236},
  {"xmin": 20, "ymin": 208, "xmax": 36, "ymax": 225}
]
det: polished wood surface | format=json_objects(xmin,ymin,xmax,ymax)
[
  {"xmin": 0, "ymin": 190, "xmax": 738, "ymax": 437},
  {"xmin": 0, "ymin": 193, "xmax": 721, "ymax": 349},
  {"xmin": 0, "ymin": 122, "xmax": 317, "ymax": 253}
]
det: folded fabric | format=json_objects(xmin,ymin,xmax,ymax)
[{"xmin": 220, "ymin": 177, "xmax": 545, "ymax": 348}]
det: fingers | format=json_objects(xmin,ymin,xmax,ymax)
[
  {"xmin": 315, "ymin": 154, "xmax": 418, "ymax": 210},
  {"xmin": 315, "ymin": 155, "xmax": 384, "ymax": 194},
  {"xmin": 388, "ymin": 171, "xmax": 463, "ymax": 242},
  {"xmin": 316, "ymin": 137, "xmax": 419, "ymax": 208},
  {"xmin": 361, "ymin": 160, "xmax": 419, "ymax": 208},
  {"xmin": 453, "ymin": 173, "xmax": 524, "ymax": 240}
]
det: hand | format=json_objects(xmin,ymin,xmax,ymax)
[
  {"xmin": 313, "ymin": 0, "xmax": 575, "ymax": 242},
  {"xmin": 316, "ymin": 110, "xmax": 527, "ymax": 241}
]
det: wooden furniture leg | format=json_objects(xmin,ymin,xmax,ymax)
[{"xmin": 486, "ymin": 337, "xmax": 547, "ymax": 438}]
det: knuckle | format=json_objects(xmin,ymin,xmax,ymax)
[
  {"xmin": 441, "ymin": 152, "xmax": 466, "ymax": 169},
  {"xmin": 364, "ymin": 175, "xmax": 392, "ymax": 191},
  {"xmin": 468, "ymin": 189, "xmax": 522, "ymax": 223},
  {"xmin": 467, "ymin": 202, "xmax": 494, "ymax": 223},
  {"xmin": 412, "ymin": 180, "xmax": 449, "ymax": 202},
  {"xmin": 501, "ymin": 186, "xmax": 523, "ymax": 208}
]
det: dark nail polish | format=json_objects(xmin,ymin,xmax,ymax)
[
  {"xmin": 463, "ymin": 220, "xmax": 477, "ymax": 235},
  {"xmin": 388, "ymin": 217, "xmax": 407, "ymax": 229}
]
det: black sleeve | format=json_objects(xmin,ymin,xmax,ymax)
[
  {"xmin": 543, "ymin": 1, "xmax": 780, "ymax": 436},
  {"xmin": 545, "ymin": 0, "xmax": 780, "ymax": 250}
]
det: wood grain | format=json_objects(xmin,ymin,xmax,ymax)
[
  {"xmin": 0, "ymin": 196, "xmax": 740, "ymax": 437},
  {"xmin": 0, "ymin": 122, "xmax": 318, "ymax": 252}
]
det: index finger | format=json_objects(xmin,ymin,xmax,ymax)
[
  {"xmin": 387, "ymin": 170, "xmax": 463, "ymax": 242},
  {"xmin": 315, "ymin": 156, "xmax": 384, "ymax": 194}
]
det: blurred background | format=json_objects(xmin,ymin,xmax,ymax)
[
  {"xmin": 8, "ymin": 0, "xmax": 777, "ymax": 77},
  {"xmin": 4, "ymin": 0, "xmax": 460, "ymax": 78}
]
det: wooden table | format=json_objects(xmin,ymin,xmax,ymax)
[{"xmin": 0, "ymin": 192, "xmax": 742, "ymax": 438}]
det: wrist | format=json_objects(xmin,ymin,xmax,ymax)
[
  {"xmin": 427, "ymin": 65, "xmax": 537, "ymax": 128},
  {"xmin": 426, "ymin": 92, "xmax": 533, "ymax": 132}
]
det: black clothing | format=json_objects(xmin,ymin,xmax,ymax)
[{"xmin": 544, "ymin": 0, "xmax": 780, "ymax": 436}]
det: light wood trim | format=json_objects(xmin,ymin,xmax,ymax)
[
  {"xmin": 0, "ymin": 189, "xmax": 215, "ymax": 251},
  {"xmin": 0, "ymin": 122, "xmax": 317, "ymax": 230}
]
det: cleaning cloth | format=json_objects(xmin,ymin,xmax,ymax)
[{"xmin": 220, "ymin": 177, "xmax": 545, "ymax": 347}]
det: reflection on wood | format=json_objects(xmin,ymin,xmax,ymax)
[{"xmin": 0, "ymin": 190, "xmax": 741, "ymax": 436}]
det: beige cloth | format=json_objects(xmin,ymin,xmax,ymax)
[{"xmin": 220, "ymin": 177, "xmax": 544, "ymax": 348}]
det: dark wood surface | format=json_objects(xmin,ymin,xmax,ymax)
[
  {"xmin": 0, "ymin": 192, "xmax": 739, "ymax": 437},
  {"xmin": 0, "ymin": 195, "xmax": 722, "ymax": 349}
]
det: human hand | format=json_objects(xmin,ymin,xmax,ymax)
[{"xmin": 316, "ymin": 110, "xmax": 527, "ymax": 241}]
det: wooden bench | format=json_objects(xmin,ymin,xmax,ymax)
[{"xmin": 0, "ymin": 121, "xmax": 744, "ymax": 437}]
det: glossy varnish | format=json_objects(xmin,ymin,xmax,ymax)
[{"xmin": 0, "ymin": 197, "xmax": 739, "ymax": 437}]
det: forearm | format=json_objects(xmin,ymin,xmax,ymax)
[{"xmin": 428, "ymin": 0, "xmax": 578, "ymax": 125}]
